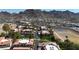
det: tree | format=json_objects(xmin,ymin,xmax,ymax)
[
  {"xmin": 0, "ymin": 32, "xmax": 6, "ymax": 37},
  {"xmin": 9, "ymin": 31, "xmax": 22, "ymax": 50},
  {"xmin": 9, "ymin": 31, "xmax": 21, "ymax": 39},
  {"xmin": 29, "ymin": 33, "xmax": 34, "ymax": 39},
  {"xmin": 58, "ymin": 40, "xmax": 79, "ymax": 50},
  {"xmin": 8, "ymin": 31, "xmax": 22, "ymax": 43},
  {"xmin": 2, "ymin": 24, "xmax": 11, "ymax": 34}
]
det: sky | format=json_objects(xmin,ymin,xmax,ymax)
[{"xmin": 0, "ymin": 9, "xmax": 79, "ymax": 13}]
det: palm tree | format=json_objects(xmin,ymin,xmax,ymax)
[{"xmin": 2, "ymin": 24, "xmax": 11, "ymax": 36}]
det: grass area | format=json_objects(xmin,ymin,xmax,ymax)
[{"xmin": 21, "ymin": 34, "xmax": 34, "ymax": 39}]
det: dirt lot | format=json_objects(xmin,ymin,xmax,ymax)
[{"xmin": 54, "ymin": 29, "xmax": 79, "ymax": 44}]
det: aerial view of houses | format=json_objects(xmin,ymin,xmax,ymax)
[{"xmin": 0, "ymin": 9, "xmax": 79, "ymax": 50}]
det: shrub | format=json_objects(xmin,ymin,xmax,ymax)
[{"xmin": 58, "ymin": 40, "xmax": 79, "ymax": 50}]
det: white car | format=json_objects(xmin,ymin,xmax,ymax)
[
  {"xmin": 45, "ymin": 44, "xmax": 58, "ymax": 50},
  {"xmin": 45, "ymin": 42, "xmax": 60, "ymax": 50}
]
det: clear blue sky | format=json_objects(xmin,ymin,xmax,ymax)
[
  {"xmin": 0, "ymin": 9, "xmax": 25, "ymax": 13},
  {"xmin": 0, "ymin": 9, "xmax": 79, "ymax": 13}
]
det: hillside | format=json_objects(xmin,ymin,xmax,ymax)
[{"xmin": 0, "ymin": 9, "xmax": 79, "ymax": 24}]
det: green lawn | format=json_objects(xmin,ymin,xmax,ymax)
[{"xmin": 40, "ymin": 34, "xmax": 55, "ymax": 42}]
